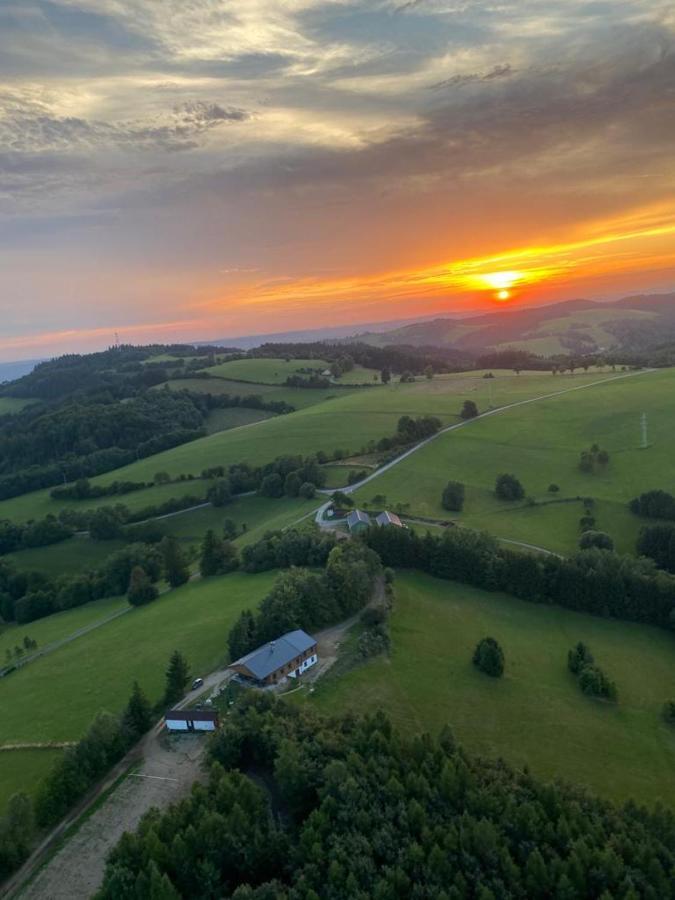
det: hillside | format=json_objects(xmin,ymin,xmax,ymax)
[{"xmin": 349, "ymin": 293, "xmax": 675, "ymax": 355}]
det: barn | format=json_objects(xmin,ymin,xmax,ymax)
[
  {"xmin": 229, "ymin": 629, "xmax": 318, "ymax": 687},
  {"xmin": 346, "ymin": 508, "xmax": 371, "ymax": 533},
  {"xmin": 165, "ymin": 709, "xmax": 219, "ymax": 732}
]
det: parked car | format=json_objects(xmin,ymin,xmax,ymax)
[{"xmin": 191, "ymin": 677, "xmax": 204, "ymax": 690}]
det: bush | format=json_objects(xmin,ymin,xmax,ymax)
[
  {"xmin": 127, "ymin": 566, "xmax": 158, "ymax": 607},
  {"xmin": 578, "ymin": 665, "xmax": 617, "ymax": 701},
  {"xmin": 579, "ymin": 530, "xmax": 614, "ymax": 551},
  {"xmin": 298, "ymin": 481, "xmax": 316, "ymax": 499},
  {"xmin": 548, "ymin": 483, "xmax": 560, "ymax": 493},
  {"xmin": 460, "ymin": 400, "xmax": 479, "ymax": 419},
  {"xmin": 495, "ymin": 473, "xmax": 525, "ymax": 501},
  {"xmin": 441, "ymin": 481, "xmax": 465, "ymax": 512},
  {"xmin": 567, "ymin": 641, "xmax": 594, "ymax": 674},
  {"xmin": 472, "ymin": 637, "xmax": 504, "ymax": 677},
  {"xmin": 662, "ymin": 700, "xmax": 675, "ymax": 725}
]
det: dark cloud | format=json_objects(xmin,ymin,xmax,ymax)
[{"xmin": 430, "ymin": 63, "xmax": 515, "ymax": 90}]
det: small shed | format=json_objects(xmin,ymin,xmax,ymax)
[
  {"xmin": 165, "ymin": 709, "xmax": 219, "ymax": 733},
  {"xmin": 346, "ymin": 508, "xmax": 371, "ymax": 533},
  {"xmin": 375, "ymin": 510, "xmax": 403, "ymax": 528}
]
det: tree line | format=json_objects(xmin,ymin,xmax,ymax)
[
  {"xmin": 228, "ymin": 539, "xmax": 381, "ymax": 660},
  {"xmin": 97, "ymin": 693, "xmax": 675, "ymax": 898},
  {"xmin": 363, "ymin": 525, "xmax": 675, "ymax": 631}
]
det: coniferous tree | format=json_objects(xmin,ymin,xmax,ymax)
[
  {"xmin": 164, "ymin": 651, "xmax": 190, "ymax": 707},
  {"xmin": 122, "ymin": 681, "xmax": 153, "ymax": 740},
  {"xmin": 472, "ymin": 637, "xmax": 505, "ymax": 677},
  {"xmin": 161, "ymin": 536, "xmax": 190, "ymax": 587},
  {"xmin": 127, "ymin": 566, "xmax": 158, "ymax": 607}
]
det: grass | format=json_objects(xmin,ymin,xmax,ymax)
[
  {"xmin": 157, "ymin": 377, "xmax": 344, "ymax": 410},
  {"xmin": 0, "ymin": 397, "xmax": 37, "ymax": 415},
  {"xmin": 5, "ymin": 537, "xmax": 127, "ymax": 576},
  {"xmin": 0, "ymin": 571, "xmax": 277, "ymax": 748},
  {"xmin": 309, "ymin": 572, "xmax": 675, "ymax": 808},
  {"xmin": 0, "ymin": 368, "xmax": 642, "ymax": 532},
  {"xmin": 0, "ymin": 749, "xmax": 63, "ymax": 812},
  {"xmin": 201, "ymin": 357, "xmax": 333, "ymax": 384},
  {"xmin": 0, "ymin": 596, "xmax": 127, "ymax": 664},
  {"xmin": 205, "ymin": 406, "xmax": 275, "ymax": 434},
  {"xmin": 353, "ymin": 368, "xmax": 674, "ymax": 555}
]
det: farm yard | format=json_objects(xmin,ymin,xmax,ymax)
[{"xmin": 309, "ymin": 572, "xmax": 675, "ymax": 808}]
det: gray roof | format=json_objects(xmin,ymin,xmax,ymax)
[
  {"xmin": 375, "ymin": 510, "xmax": 403, "ymax": 527},
  {"xmin": 346, "ymin": 508, "xmax": 371, "ymax": 528},
  {"xmin": 166, "ymin": 709, "xmax": 218, "ymax": 722},
  {"xmin": 230, "ymin": 629, "xmax": 316, "ymax": 680}
]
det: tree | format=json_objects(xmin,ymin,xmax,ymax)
[
  {"xmin": 207, "ymin": 478, "xmax": 232, "ymax": 507},
  {"xmin": 662, "ymin": 700, "xmax": 675, "ymax": 725},
  {"xmin": 567, "ymin": 642, "xmax": 594, "ymax": 675},
  {"xmin": 299, "ymin": 481, "xmax": 316, "ymax": 499},
  {"xmin": 223, "ymin": 518, "xmax": 238, "ymax": 540},
  {"xmin": 579, "ymin": 531, "xmax": 614, "ymax": 551},
  {"xmin": 161, "ymin": 536, "xmax": 190, "ymax": 588},
  {"xmin": 495, "ymin": 473, "xmax": 525, "ymax": 501},
  {"xmin": 399, "ymin": 371, "xmax": 415, "ymax": 383},
  {"xmin": 441, "ymin": 481, "xmax": 465, "ymax": 512},
  {"xmin": 154, "ymin": 471, "xmax": 170, "ymax": 485},
  {"xmin": 330, "ymin": 491, "xmax": 354, "ymax": 509},
  {"xmin": 424, "ymin": 365, "xmax": 434, "ymax": 380},
  {"xmin": 88, "ymin": 507, "xmax": 125, "ymax": 541},
  {"xmin": 200, "ymin": 530, "xmax": 237, "ymax": 577},
  {"xmin": 164, "ymin": 651, "xmax": 189, "ymax": 706},
  {"xmin": 259, "ymin": 473, "xmax": 284, "ymax": 498},
  {"xmin": 284, "ymin": 472, "xmax": 302, "ymax": 497},
  {"xmin": 380, "ymin": 367, "xmax": 391, "ymax": 385},
  {"xmin": 472, "ymin": 637, "xmax": 504, "ymax": 677},
  {"xmin": 548, "ymin": 483, "xmax": 560, "ymax": 493},
  {"xmin": 122, "ymin": 681, "xmax": 153, "ymax": 740},
  {"xmin": 127, "ymin": 566, "xmax": 158, "ymax": 607},
  {"xmin": 460, "ymin": 400, "xmax": 479, "ymax": 419}
]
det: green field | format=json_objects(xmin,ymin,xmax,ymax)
[
  {"xmin": 201, "ymin": 357, "xmax": 333, "ymax": 384},
  {"xmin": 0, "ymin": 749, "xmax": 63, "ymax": 812},
  {"xmin": 0, "ymin": 572, "xmax": 276, "ymax": 783},
  {"xmin": 5, "ymin": 537, "xmax": 126, "ymax": 576},
  {"xmin": 353, "ymin": 369, "xmax": 672, "ymax": 554},
  {"xmin": 310, "ymin": 572, "xmax": 675, "ymax": 807},
  {"xmin": 0, "ymin": 397, "xmax": 38, "ymax": 415},
  {"xmin": 158, "ymin": 377, "xmax": 344, "ymax": 410},
  {"xmin": 206, "ymin": 406, "xmax": 275, "ymax": 434}
]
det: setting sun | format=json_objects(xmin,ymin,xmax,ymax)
[{"xmin": 496, "ymin": 289, "xmax": 511, "ymax": 301}]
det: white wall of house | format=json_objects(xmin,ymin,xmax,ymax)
[{"xmin": 289, "ymin": 653, "xmax": 318, "ymax": 678}]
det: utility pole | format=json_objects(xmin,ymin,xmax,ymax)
[{"xmin": 641, "ymin": 412, "xmax": 649, "ymax": 449}]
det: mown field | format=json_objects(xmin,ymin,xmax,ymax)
[
  {"xmin": 0, "ymin": 750, "xmax": 63, "ymax": 813},
  {"xmin": 354, "ymin": 368, "xmax": 671, "ymax": 555},
  {"xmin": 157, "ymin": 377, "xmax": 344, "ymax": 410},
  {"xmin": 205, "ymin": 406, "xmax": 276, "ymax": 434},
  {"xmin": 0, "ymin": 570, "xmax": 277, "ymax": 812},
  {"xmin": 310, "ymin": 572, "xmax": 675, "ymax": 807},
  {"xmin": 201, "ymin": 357, "xmax": 334, "ymax": 384},
  {"xmin": 0, "ymin": 397, "xmax": 38, "ymax": 415}
]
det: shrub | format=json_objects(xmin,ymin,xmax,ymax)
[
  {"xmin": 460, "ymin": 400, "xmax": 479, "ymax": 419},
  {"xmin": 548, "ymin": 483, "xmax": 560, "ymax": 493},
  {"xmin": 298, "ymin": 481, "xmax": 316, "ymax": 499},
  {"xmin": 578, "ymin": 665, "xmax": 617, "ymax": 701},
  {"xmin": 567, "ymin": 641, "xmax": 594, "ymax": 674},
  {"xmin": 441, "ymin": 481, "xmax": 465, "ymax": 512},
  {"xmin": 472, "ymin": 637, "xmax": 504, "ymax": 677},
  {"xmin": 127, "ymin": 566, "xmax": 158, "ymax": 607},
  {"xmin": 495, "ymin": 473, "xmax": 525, "ymax": 501},
  {"xmin": 579, "ymin": 531, "xmax": 614, "ymax": 551},
  {"xmin": 663, "ymin": 700, "xmax": 675, "ymax": 725}
]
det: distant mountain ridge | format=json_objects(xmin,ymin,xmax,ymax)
[{"xmin": 343, "ymin": 293, "xmax": 675, "ymax": 355}]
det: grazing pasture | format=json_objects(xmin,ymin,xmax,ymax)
[
  {"xmin": 310, "ymin": 572, "xmax": 675, "ymax": 807},
  {"xmin": 354, "ymin": 368, "xmax": 671, "ymax": 554}
]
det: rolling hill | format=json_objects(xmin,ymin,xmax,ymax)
[{"xmin": 347, "ymin": 293, "xmax": 675, "ymax": 355}]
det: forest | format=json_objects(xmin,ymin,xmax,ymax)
[{"xmin": 96, "ymin": 693, "xmax": 675, "ymax": 899}]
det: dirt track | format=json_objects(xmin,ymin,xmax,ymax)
[{"xmin": 20, "ymin": 733, "xmax": 207, "ymax": 900}]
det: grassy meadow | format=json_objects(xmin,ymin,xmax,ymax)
[
  {"xmin": 354, "ymin": 368, "xmax": 672, "ymax": 554},
  {"xmin": 0, "ymin": 397, "xmax": 38, "ymax": 415},
  {"xmin": 309, "ymin": 572, "xmax": 675, "ymax": 807},
  {"xmin": 201, "ymin": 357, "xmax": 333, "ymax": 384},
  {"xmin": 0, "ymin": 750, "xmax": 63, "ymax": 813},
  {"xmin": 158, "ymin": 377, "xmax": 344, "ymax": 410},
  {"xmin": 205, "ymin": 406, "xmax": 276, "ymax": 434}
]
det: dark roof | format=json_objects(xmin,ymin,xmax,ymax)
[
  {"xmin": 346, "ymin": 509, "xmax": 370, "ymax": 528},
  {"xmin": 375, "ymin": 510, "xmax": 403, "ymax": 527},
  {"xmin": 166, "ymin": 709, "xmax": 218, "ymax": 722},
  {"xmin": 230, "ymin": 629, "xmax": 316, "ymax": 680}
]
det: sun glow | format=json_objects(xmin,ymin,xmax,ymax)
[
  {"xmin": 480, "ymin": 270, "xmax": 525, "ymax": 291},
  {"xmin": 496, "ymin": 289, "xmax": 510, "ymax": 301}
]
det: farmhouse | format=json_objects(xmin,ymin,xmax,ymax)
[
  {"xmin": 375, "ymin": 510, "xmax": 403, "ymax": 528},
  {"xmin": 346, "ymin": 508, "xmax": 371, "ymax": 533},
  {"xmin": 165, "ymin": 709, "xmax": 219, "ymax": 733},
  {"xmin": 229, "ymin": 629, "xmax": 318, "ymax": 687}
]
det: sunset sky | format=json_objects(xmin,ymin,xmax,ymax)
[{"xmin": 1, "ymin": 0, "xmax": 675, "ymax": 360}]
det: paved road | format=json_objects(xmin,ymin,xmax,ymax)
[{"xmin": 319, "ymin": 368, "xmax": 654, "ymax": 497}]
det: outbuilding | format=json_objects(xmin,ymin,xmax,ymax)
[
  {"xmin": 375, "ymin": 510, "xmax": 404, "ymax": 528},
  {"xmin": 229, "ymin": 629, "xmax": 318, "ymax": 687},
  {"xmin": 165, "ymin": 709, "xmax": 219, "ymax": 733},
  {"xmin": 346, "ymin": 508, "xmax": 371, "ymax": 533}
]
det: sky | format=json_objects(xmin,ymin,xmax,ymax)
[{"xmin": 1, "ymin": 0, "xmax": 674, "ymax": 360}]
